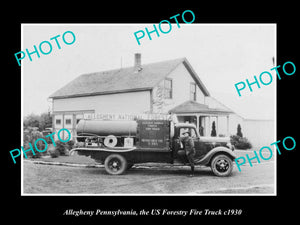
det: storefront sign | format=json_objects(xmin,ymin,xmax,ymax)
[{"xmin": 83, "ymin": 113, "xmax": 172, "ymax": 121}]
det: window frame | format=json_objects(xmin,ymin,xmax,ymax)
[
  {"xmin": 65, "ymin": 119, "xmax": 72, "ymax": 125},
  {"xmin": 190, "ymin": 82, "xmax": 197, "ymax": 101},
  {"xmin": 55, "ymin": 119, "xmax": 61, "ymax": 125},
  {"xmin": 164, "ymin": 78, "xmax": 173, "ymax": 99}
]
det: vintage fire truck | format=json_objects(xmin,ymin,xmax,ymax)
[{"xmin": 70, "ymin": 119, "xmax": 236, "ymax": 176}]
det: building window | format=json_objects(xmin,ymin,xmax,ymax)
[
  {"xmin": 65, "ymin": 119, "xmax": 71, "ymax": 125},
  {"xmin": 56, "ymin": 119, "xmax": 61, "ymax": 125},
  {"xmin": 190, "ymin": 83, "xmax": 196, "ymax": 101},
  {"xmin": 164, "ymin": 78, "xmax": 172, "ymax": 99}
]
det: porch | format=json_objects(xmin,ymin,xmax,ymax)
[{"xmin": 169, "ymin": 101, "xmax": 233, "ymax": 137}]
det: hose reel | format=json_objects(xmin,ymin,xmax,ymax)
[{"xmin": 104, "ymin": 135, "xmax": 118, "ymax": 147}]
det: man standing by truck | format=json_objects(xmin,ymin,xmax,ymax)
[{"xmin": 181, "ymin": 131, "xmax": 196, "ymax": 176}]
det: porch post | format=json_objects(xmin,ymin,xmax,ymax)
[
  {"xmin": 209, "ymin": 116, "xmax": 211, "ymax": 136},
  {"xmin": 196, "ymin": 114, "xmax": 199, "ymax": 132},
  {"xmin": 205, "ymin": 116, "xmax": 208, "ymax": 136},
  {"xmin": 226, "ymin": 115, "xmax": 229, "ymax": 136},
  {"xmin": 216, "ymin": 116, "xmax": 219, "ymax": 136}
]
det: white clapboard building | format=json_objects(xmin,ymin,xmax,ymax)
[{"xmin": 49, "ymin": 53, "xmax": 274, "ymax": 148}]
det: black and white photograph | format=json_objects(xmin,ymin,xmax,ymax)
[
  {"xmin": 4, "ymin": 5, "xmax": 298, "ymax": 223},
  {"xmin": 21, "ymin": 24, "xmax": 276, "ymax": 195}
]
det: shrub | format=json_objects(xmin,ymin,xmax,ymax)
[
  {"xmin": 55, "ymin": 141, "xmax": 68, "ymax": 156},
  {"xmin": 65, "ymin": 140, "xmax": 75, "ymax": 150},
  {"xmin": 211, "ymin": 121, "xmax": 217, "ymax": 137},
  {"xmin": 235, "ymin": 137, "xmax": 252, "ymax": 149},
  {"xmin": 22, "ymin": 142, "xmax": 43, "ymax": 158},
  {"xmin": 23, "ymin": 129, "xmax": 45, "ymax": 158},
  {"xmin": 49, "ymin": 149, "xmax": 60, "ymax": 158},
  {"xmin": 237, "ymin": 124, "xmax": 243, "ymax": 137},
  {"xmin": 22, "ymin": 127, "xmax": 75, "ymax": 158},
  {"xmin": 46, "ymin": 143, "xmax": 58, "ymax": 158},
  {"xmin": 230, "ymin": 135, "xmax": 252, "ymax": 149},
  {"xmin": 54, "ymin": 140, "xmax": 75, "ymax": 156}
]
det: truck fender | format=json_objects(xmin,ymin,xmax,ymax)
[{"xmin": 196, "ymin": 146, "xmax": 237, "ymax": 166}]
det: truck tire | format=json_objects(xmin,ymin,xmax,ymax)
[
  {"xmin": 210, "ymin": 154, "xmax": 233, "ymax": 177},
  {"xmin": 104, "ymin": 154, "xmax": 128, "ymax": 175}
]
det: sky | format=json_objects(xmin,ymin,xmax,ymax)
[{"xmin": 22, "ymin": 24, "xmax": 276, "ymax": 120}]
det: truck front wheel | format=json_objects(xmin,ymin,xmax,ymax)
[
  {"xmin": 104, "ymin": 154, "xmax": 128, "ymax": 175},
  {"xmin": 210, "ymin": 154, "xmax": 233, "ymax": 177}
]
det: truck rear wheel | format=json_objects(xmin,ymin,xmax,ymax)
[
  {"xmin": 104, "ymin": 154, "xmax": 127, "ymax": 175},
  {"xmin": 210, "ymin": 154, "xmax": 233, "ymax": 177}
]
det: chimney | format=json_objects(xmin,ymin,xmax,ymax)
[{"xmin": 134, "ymin": 53, "xmax": 142, "ymax": 72}]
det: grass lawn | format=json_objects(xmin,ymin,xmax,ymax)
[{"xmin": 28, "ymin": 154, "xmax": 98, "ymax": 165}]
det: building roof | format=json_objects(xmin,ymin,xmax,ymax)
[
  {"xmin": 169, "ymin": 100, "xmax": 233, "ymax": 115},
  {"xmin": 49, "ymin": 57, "xmax": 210, "ymax": 99}
]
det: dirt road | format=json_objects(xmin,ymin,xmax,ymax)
[{"xmin": 23, "ymin": 159, "xmax": 275, "ymax": 195}]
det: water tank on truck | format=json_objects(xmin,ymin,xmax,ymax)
[{"xmin": 76, "ymin": 120, "xmax": 137, "ymax": 148}]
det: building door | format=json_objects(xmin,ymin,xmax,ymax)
[
  {"xmin": 53, "ymin": 114, "xmax": 63, "ymax": 141},
  {"xmin": 63, "ymin": 114, "xmax": 73, "ymax": 141}
]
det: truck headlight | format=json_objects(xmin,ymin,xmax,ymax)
[{"xmin": 226, "ymin": 142, "xmax": 234, "ymax": 151}]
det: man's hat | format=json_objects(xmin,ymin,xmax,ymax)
[{"xmin": 182, "ymin": 131, "xmax": 190, "ymax": 135}]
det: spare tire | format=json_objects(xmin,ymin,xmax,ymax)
[{"xmin": 104, "ymin": 154, "xmax": 127, "ymax": 175}]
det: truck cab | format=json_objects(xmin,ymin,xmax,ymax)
[
  {"xmin": 173, "ymin": 123, "xmax": 202, "ymax": 160},
  {"xmin": 171, "ymin": 123, "xmax": 235, "ymax": 176}
]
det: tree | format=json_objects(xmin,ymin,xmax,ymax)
[
  {"xmin": 23, "ymin": 112, "xmax": 52, "ymax": 131},
  {"xmin": 39, "ymin": 112, "xmax": 52, "ymax": 131},
  {"xmin": 237, "ymin": 124, "xmax": 243, "ymax": 137},
  {"xmin": 211, "ymin": 121, "xmax": 217, "ymax": 137},
  {"xmin": 23, "ymin": 113, "xmax": 40, "ymax": 128}
]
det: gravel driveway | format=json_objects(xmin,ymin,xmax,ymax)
[{"xmin": 23, "ymin": 155, "xmax": 275, "ymax": 195}]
